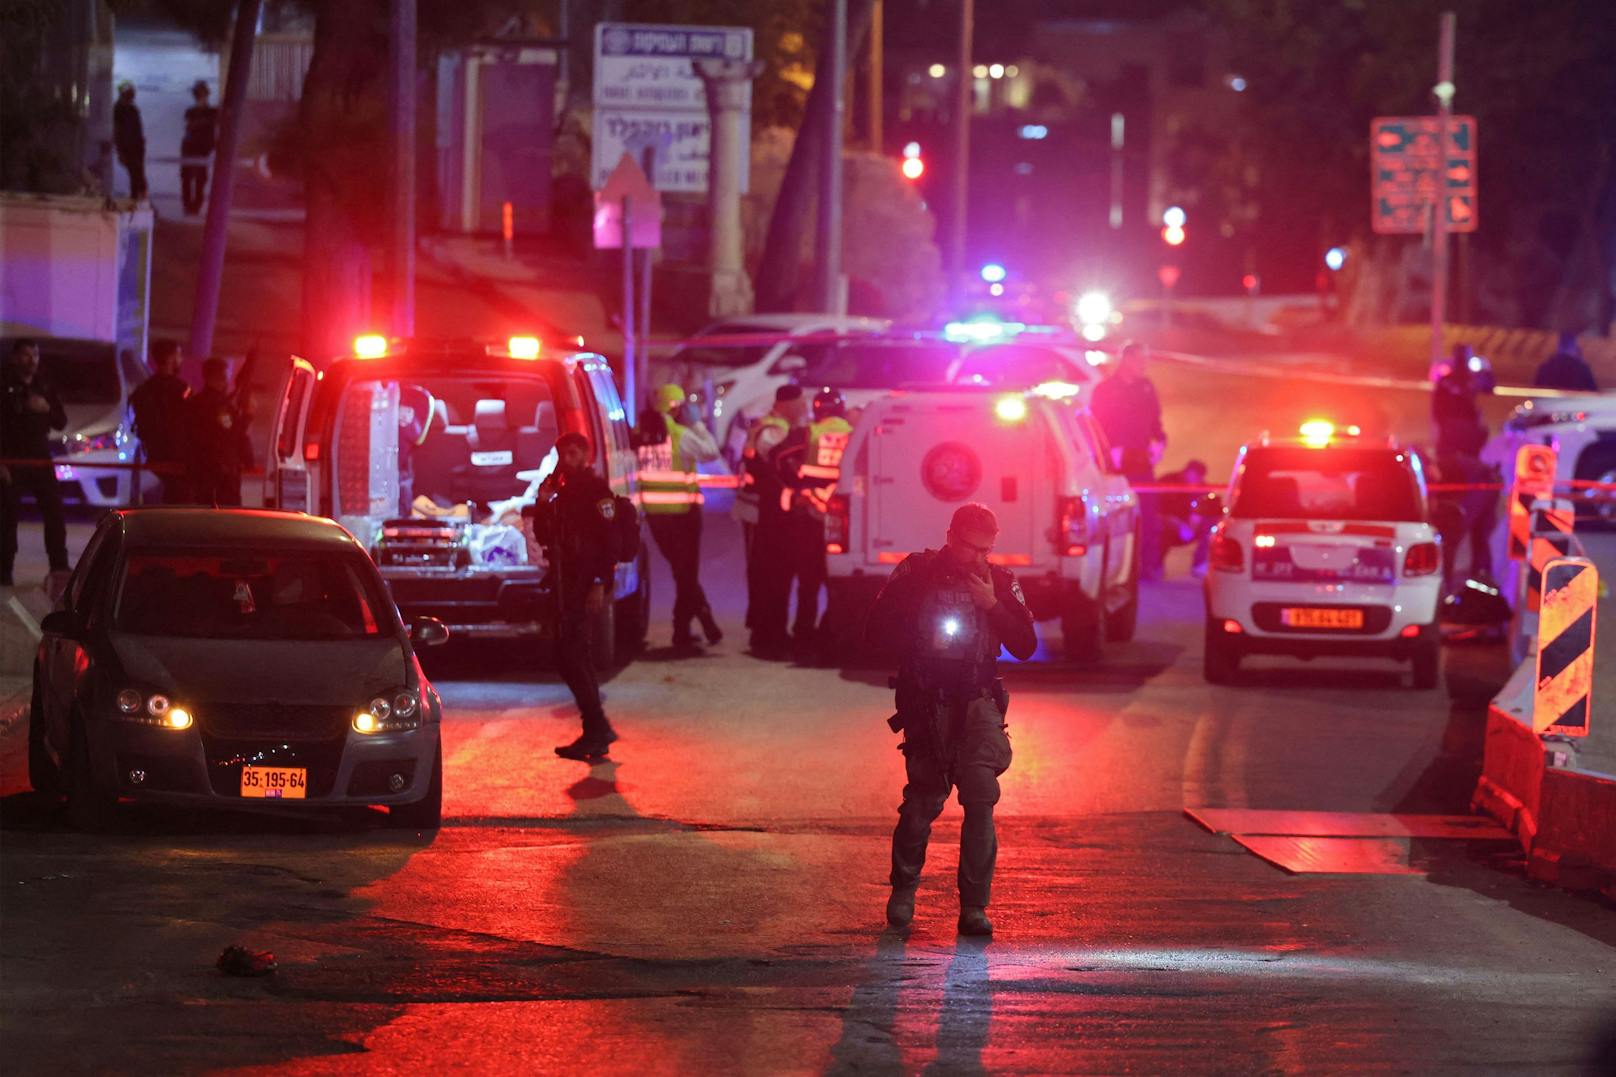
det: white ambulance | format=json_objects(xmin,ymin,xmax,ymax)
[{"xmin": 819, "ymin": 387, "xmax": 1139, "ymax": 663}]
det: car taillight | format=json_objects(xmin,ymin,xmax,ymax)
[
  {"xmin": 1403, "ymin": 541, "xmax": 1440, "ymax": 576},
  {"xmin": 1211, "ymin": 531, "xmax": 1243, "ymax": 572},
  {"xmin": 1056, "ymin": 494, "xmax": 1089, "ymax": 556},
  {"xmin": 825, "ymin": 494, "xmax": 850, "ymax": 554}
]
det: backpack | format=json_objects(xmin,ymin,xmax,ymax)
[{"xmin": 607, "ymin": 494, "xmax": 641, "ymax": 563}]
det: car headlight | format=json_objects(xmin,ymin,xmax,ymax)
[
  {"xmin": 114, "ymin": 689, "xmax": 193, "ymax": 729},
  {"xmin": 353, "ymin": 691, "xmax": 421, "ymax": 734}
]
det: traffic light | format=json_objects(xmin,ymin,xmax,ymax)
[
  {"xmin": 901, "ymin": 141, "xmax": 924, "ymax": 181},
  {"xmin": 1161, "ymin": 205, "xmax": 1186, "ymax": 246}
]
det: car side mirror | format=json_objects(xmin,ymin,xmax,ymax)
[
  {"xmin": 775, "ymin": 354, "xmax": 808, "ymax": 374},
  {"xmin": 40, "ymin": 610, "xmax": 77, "ymax": 636},
  {"xmin": 409, "ymin": 616, "xmax": 450, "ymax": 648}
]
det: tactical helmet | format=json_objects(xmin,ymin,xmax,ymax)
[{"xmin": 812, "ymin": 387, "xmax": 846, "ymax": 420}]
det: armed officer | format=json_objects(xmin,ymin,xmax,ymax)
[
  {"xmin": 527, "ymin": 431, "xmax": 621, "ymax": 761},
  {"xmin": 867, "ymin": 502, "xmax": 1038, "ymax": 937}
]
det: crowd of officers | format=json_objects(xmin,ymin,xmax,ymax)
[
  {"xmin": 631, "ymin": 380, "xmax": 853, "ymax": 662},
  {"xmin": 0, "ymin": 338, "xmax": 251, "ymax": 586}
]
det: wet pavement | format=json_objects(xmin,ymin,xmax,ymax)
[{"xmin": 4, "ymin": 363, "xmax": 1616, "ymax": 1073}]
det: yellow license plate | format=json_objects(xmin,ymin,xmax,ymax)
[
  {"xmin": 1281, "ymin": 607, "xmax": 1364, "ymax": 630},
  {"xmin": 239, "ymin": 766, "xmax": 308, "ymax": 799}
]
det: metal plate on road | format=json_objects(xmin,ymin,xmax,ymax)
[
  {"xmin": 1233, "ymin": 835, "xmax": 1424, "ymax": 875},
  {"xmin": 240, "ymin": 766, "xmax": 307, "ymax": 799},
  {"xmin": 1185, "ymin": 808, "xmax": 1511, "ymax": 841}
]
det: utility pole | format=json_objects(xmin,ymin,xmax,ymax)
[
  {"xmin": 391, "ymin": 0, "xmax": 417, "ymax": 337},
  {"xmin": 816, "ymin": 0, "xmax": 848, "ymax": 314},
  {"xmin": 187, "ymin": 0, "xmax": 261, "ymax": 361},
  {"xmin": 867, "ymin": 0, "xmax": 883, "ymax": 152},
  {"xmin": 1429, "ymin": 10, "xmax": 1455, "ymax": 376},
  {"xmin": 697, "ymin": 59, "xmax": 764, "ymax": 318},
  {"xmin": 950, "ymin": 0, "xmax": 974, "ymax": 282}
]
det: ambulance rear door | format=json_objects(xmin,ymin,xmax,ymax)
[
  {"xmin": 239, "ymin": 354, "xmax": 317, "ymax": 512},
  {"xmin": 868, "ymin": 395, "xmax": 1042, "ymax": 568}
]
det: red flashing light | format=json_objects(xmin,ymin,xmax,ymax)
[
  {"xmin": 1242, "ymin": 273, "xmax": 1259, "ymax": 293},
  {"xmin": 1161, "ymin": 224, "xmax": 1186, "ymax": 247},
  {"xmin": 901, "ymin": 156, "xmax": 925, "ymax": 181}
]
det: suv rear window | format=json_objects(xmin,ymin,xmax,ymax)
[{"xmin": 1231, "ymin": 448, "xmax": 1425, "ymax": 522}]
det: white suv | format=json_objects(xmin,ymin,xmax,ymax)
[
  {"xmin": 1203, "ymin": 426, "xmax": 1443, "ymax": 688},
  {"xmin": 660, "ymin": 314, "xmax": 888, "ymax": 456},
  {"xmin": 821, "ymin": 388, "xmax": 1139, "ymax": 664},
  {"xmin": 1492, "ymin": 394, "xmax": 1616, "ymax": 518}
]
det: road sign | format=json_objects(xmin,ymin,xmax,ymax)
[
  {"xmin": 592, "ymin": 22, "xmax": 753, "ymax": 194},
  {"xmin": 1371, "ymin": 115, "xmax": 1477, "ymax": 234},
  {"xmin": 591, "ymin": 110, "xmax": 713, "ymax": 193},
  {"xmin": 593, "ymin": 153, "xmax": 663, "ymax": 250}
]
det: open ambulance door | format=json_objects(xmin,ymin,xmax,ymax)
[{"xmin": 239, "ymin": 354, "xmax": 318, "ymax": 512}]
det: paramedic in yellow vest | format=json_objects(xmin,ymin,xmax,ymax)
[
  {"xmin": 737, "ymin": 383, "xmax": 807, "ymax": 644},
  {"xmin": 775, "ymin": 387, "xmax": 853, "ymax": 644},
  {"xmin": 636, "ymin": 384, "xmax": 723, "ymax": 648}
]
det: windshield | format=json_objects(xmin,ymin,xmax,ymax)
[
  {"xmin": 115, "ymin": 549, "xmax": 391, "ymax": 640},
  {"xmin": 953, "ymin": 343, "xmax": 1092, "ymax": 388},
  {"xmin": 669, "ymin": 323, "xmax": 785, "ymax": 369},
  {"xmin": 1232, "ymin": 448, "xmax": 1425, "ymax": 522},
  {"xmin": 2, "ymin": 337, "xmax": 120, "ymax": 404},
  {"xmin": 804, "ymin": 341, "xmax": 960, "ymax": 388}
]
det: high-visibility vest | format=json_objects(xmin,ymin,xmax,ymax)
[
  {"xmin": 734, "ymin": 413, "xmax": 791, "ymax": 524},
  {"xmin": 783, "ymin": 416, "xmax": 852, "ymax": 515},
  {"xmin": 636, "ymin": 419, "xmax": 704, "ymax": 515}
]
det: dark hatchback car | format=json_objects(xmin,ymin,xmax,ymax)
[{"xmin": 27, "ymin": 509, "xmax": 449, "ymax": 830}]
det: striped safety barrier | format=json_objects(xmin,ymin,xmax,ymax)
[
  {"xmin": 1508, "ymin": 445, "xmax": 1558, "ymax": 562},
  {"xmin": 1533, "ymin": 556, "xmax": 1597, "ymax": 738},
  {"xmin": 1525, "ymin": 498, "xmax": 1575, "ymax": 613}
]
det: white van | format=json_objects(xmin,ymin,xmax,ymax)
[{"xmin": 819, "ymin": 387, "xmax": 1139, "ymax": 663}]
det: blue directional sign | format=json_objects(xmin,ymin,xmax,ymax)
[{"xmin": 1371, "ymin": 115, "xmax": 1477, "ymax": 234}]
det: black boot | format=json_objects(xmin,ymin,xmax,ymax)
[
  {"xmin": 957, "ymin": 906, "xmax": 993, "ymax": 937},
  {"xmin": 886, "ymin": 886, "xmax": 917, "ymax": 928},
  {"xmin": 555, "ymin": 720, "xmax": 618, "ymax": 761},
  {"xmin": 672, "ymin": 621, "xmax": 699, "ymax": 649},
  {"xmin": 697, "ymin": 606, "xmax": 724, "ymax": 645}
]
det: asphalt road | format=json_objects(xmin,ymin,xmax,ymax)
[{"xmin": 3, "ymin": 362, "xmax": 1614, "ymax": 1074}]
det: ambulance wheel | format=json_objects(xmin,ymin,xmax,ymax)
[
  {"xmin": 1106, "ymin": 538, "xmax": 1140, "ymax": 642},
  {"xmin": 1061, "ymin": 590, "xmax": 1106, "ymax": 665},
  {"xmin": 1203, "ymin": 620, "xmax": 1240, "ymax": 685},
  {"xmin": 590, "ymin": 601, "xmax": 617, "ymax": 671},
  {"xmin": 1411, "ymin": 635, "xmax": 1441, "ymax": 690}
]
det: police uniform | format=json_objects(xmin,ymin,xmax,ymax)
[
  {"xmin": 1, "ymin": 366, "xmax": 69, "ymax": 583},
  {"xmin": 129, "ymin": 370, "xmax": 191, "ymax": 503},
  {"xmin": 775, "ymin": 413, "xmax": 852, "ymax": 641},
  {"xmin": 1432, "ymin": 365, "xmax": 1497, "ymax": 584},
  {"xmin": 637, "ymin": 394, "xmax": 722, "ymax": 645},
  {"xmin": 185, "ymin": 385, "xmax": 250, "ymax": 506},
  {"xmin": 866, "ymin": 550, "xmax": 1038, "ymax": 922},
  {"xmin": 742, "ymin": 412, "xmax": 795, "ymax": 648},
  {"xmin": 531, "ymin": 463, "xmax": 619, "ymax": 751}
]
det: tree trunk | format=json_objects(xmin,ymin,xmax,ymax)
[
  {"xmin": 300, "ymin": 0, "xmax": 388, "ymax": 358},
  {"xmin": 753, "ymin": 0, "xmax": 875, "ymax": 313}
]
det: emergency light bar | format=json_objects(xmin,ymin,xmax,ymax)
[
  {"xmin": 353, "ymin": 333, "xmax": 389, "ymax": 359},
  {"xmin": 507, "ymin": 335, "xmax": 541, "ymax": 360}
]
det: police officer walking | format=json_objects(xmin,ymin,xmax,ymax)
[
  {"xmin": 775, "ymin": 387, "xmax": 853, "ymax": 646},
  {"xmin": 1, "ymin": 340, "xmax": 70, "ymax": 587},
  {"xmin": 185, "ymin": 357, "xmax": 250, "ymax": 506},
  {"xmin": 1090, "ymin": 342, "xmax": 1167, "ymax": 578},
  {"xmin": 867, "ymin": 502, "xmax": 1038, "ymax": 937},
  {"xmin": 742, "ymin": 384, "xmax": 808, "ymax": 656},
  {"xmin": 528, "ymin": 431, "xmax": 621, "ymax": 761},
  {"xmin": 129, "ymin": 338, "xmax": 191, "ymax": 503},
  {"xmin": 636, "ymin": 383, "xmax": 723, "ymax": 648},
  {"xmin": 1432, "ymin": 344, "xmax": 1499, "ymax": 590}
]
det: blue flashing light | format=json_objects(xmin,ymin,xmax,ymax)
[
  {"xmin": 1324, "ymin": 246, "xmax": 1347, "ymax": 271},
  {"xmin": 980, "ymin": 262, "xmax": 1007, "ymax": 284}
]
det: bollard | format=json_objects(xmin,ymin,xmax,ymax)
[{"xmin": 1532, "ymin": 556, "xmax": 1596, "ymax": 739}]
